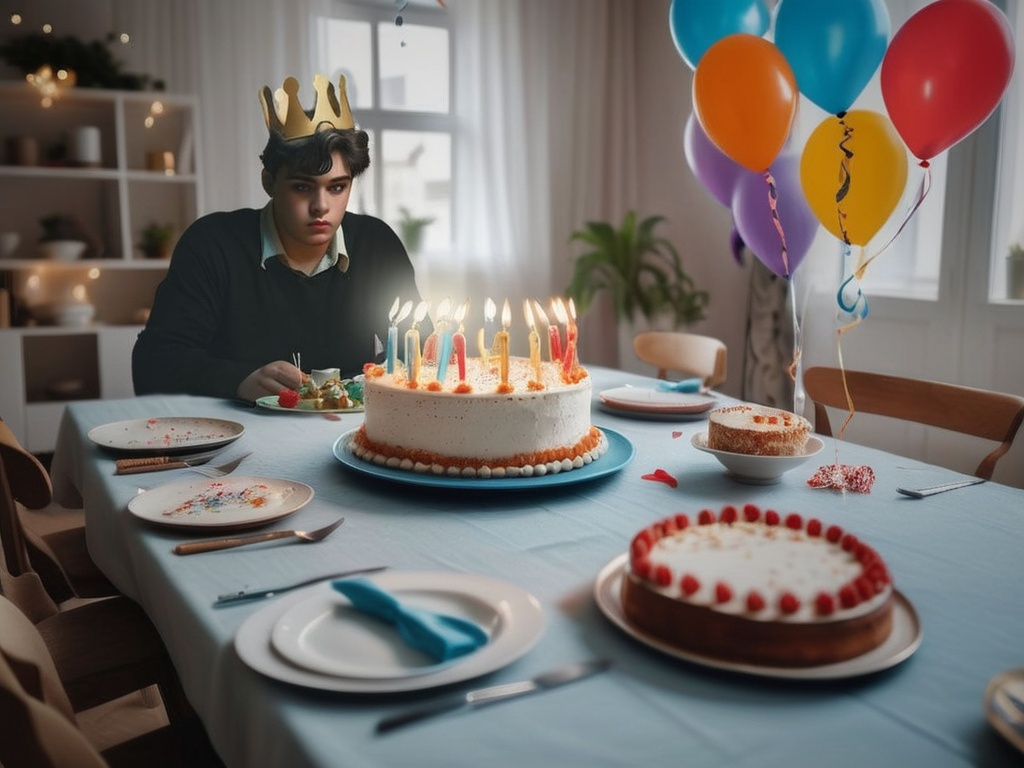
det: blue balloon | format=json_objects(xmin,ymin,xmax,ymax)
[
  {"xmin": 775, "ymin": 0, "xmax": 890, "ymax": 115},
  {"xmin": 669, "ymin": 0, "xmax": 771, "ymax": 70}
]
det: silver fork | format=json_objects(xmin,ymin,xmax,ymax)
[{"xmin": 189, "ymin": 452, "xmax": 251, "ymax": 478}]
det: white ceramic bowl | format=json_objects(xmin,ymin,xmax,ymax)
[
  {"xmin": 691, "ymin": 432, "xmax": 824, "ymax": 485},
  {"xmin": 53, "ymin": 302, "xmax": 96, "ymax": 327},
  {"xmin": 38, "ymin": 240, "xmax": 87, "ymax": 261}
]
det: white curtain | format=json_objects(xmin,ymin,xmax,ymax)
[{"xmin": 117, "ymin": 0, "xmax": 638, "ymax": 362}]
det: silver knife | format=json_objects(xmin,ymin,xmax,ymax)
[
  {"xmin": 376, "ymin": 657, "xmax": 612, "ymax": 734},
  {"xmin": 896, "ymin": 478, "xmax": 986, "ymax": 498},
  {"xmin": 213, "ymin": 565, "xmax": 388, "ymax": 606}
]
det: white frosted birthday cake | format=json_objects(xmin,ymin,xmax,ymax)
[
  {"xmin": 621, "ymin": 504, "xmax": 894, "ymax": 667},
  {"xmin": 351, "ymin": 356, "xmax": 606, "ymax": 477}
]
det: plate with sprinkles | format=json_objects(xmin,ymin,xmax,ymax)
[
  {"xmin": 127, "ymin": 475, "xmax": 314, "ymax": 530},
  {"xmin": 89, "ymin": 417, "xmax": 245, "ymax": 455}
]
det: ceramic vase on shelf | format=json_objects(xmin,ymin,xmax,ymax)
[{"xmin": 38, "ymin": 240, "xmax": 88, "ymax": 261}]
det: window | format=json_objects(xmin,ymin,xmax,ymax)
[{"xmin": 316, "ymin": 2, "xmax": 453, "ymax": 256}]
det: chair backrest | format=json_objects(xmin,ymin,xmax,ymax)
[
  {"xmin": 803, "ymin": 366, "xmax": 1024, "ymax": 480},
  {"xmin": 632, "ymin": 331, "xmax": 727, "ymax": 388},
  {"xmin": 0, "ymin": 418, "xmax": 61, "ymax": 622},
  {"xmin": 0, "ymin": 596, "xmax": 109, "ymax": 768}
]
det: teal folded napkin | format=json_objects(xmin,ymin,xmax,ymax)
[
  {"xmin": 331, "ymin": 578, "xmax": 488, "ymax": 662},
  {"xmin": 656, "ymin": 377, "xmax": 702, "ymax": 393}
]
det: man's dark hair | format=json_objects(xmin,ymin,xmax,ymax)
[{"xmin": 260, "ymin": 127, "xmax": 370, "ymax": 179}]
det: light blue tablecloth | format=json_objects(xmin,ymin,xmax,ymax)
[{"xmin": 50, "ymin": 367, "xmax": 1024, "ymax": 768}]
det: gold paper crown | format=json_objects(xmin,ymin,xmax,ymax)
[{"xmin": 259, "ymin": 74, "xmax": 354, "ymax": 139}]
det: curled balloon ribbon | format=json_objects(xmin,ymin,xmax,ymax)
[{"xmin": 764, "ymin": 170, "xmax": 790, "ymax": 277}]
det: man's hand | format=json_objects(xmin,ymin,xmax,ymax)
[{"xmin": 236, "ymin": 361, "xmax": 303, "ymax": 401}]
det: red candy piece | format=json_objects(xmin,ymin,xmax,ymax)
[
  {"xmin": 671, "ymin": 430, "xmax": 683, "ymax": 439},
  {"xmin": 277, "ymin": 388, "xmax": 300, "ymax": 408},
  {"xmin": 779, "ymin": 592, "xmax": 800, "ymax": 614},
  {"xmin": 746, "ymin": 591, "xmax": 766, "ymax": 612},
  {"xmin": 815, "ymin": 592, "xmax": 836, "ymax": 616},
  {"xmin": 641, "ymin": 468, "xmax": 679, "ymax": 488}
]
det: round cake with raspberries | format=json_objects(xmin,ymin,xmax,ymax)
[
  {"xmin": 707, "ymin": 404, "xmax": 810, "ymax": 456},
  {"xmin": 620, "ymin": 503, "xmax": 894, "ymax": 667}
]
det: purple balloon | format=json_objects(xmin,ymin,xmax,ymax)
[
  {"xmin": 684, "ymin": 112, "xmax": 744, "ymax": 209},
  {"xmin": 731, "ymin": 154, "xmax": 819, "ymax": 278}
]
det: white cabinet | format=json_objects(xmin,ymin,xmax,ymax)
[{"xmin": 0, "ymin": 81, "xmax": 204, "ymax": 452}]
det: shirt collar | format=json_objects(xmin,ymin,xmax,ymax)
[{"xmin": 259, "ymin": 202, "xmax": 349, "ymax": 274}]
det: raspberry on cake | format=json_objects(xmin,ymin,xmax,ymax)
[
  {"xmin": 620, "ymin": 504, "xmax": 894, "ymax": 667},
  {"xmin": 707, "ymin": 404, "xmax": 811, "ymax": 456}
]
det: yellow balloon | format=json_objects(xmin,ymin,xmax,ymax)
[{"xmin": 799, "ymin": 110, "xmax": 908, "ymax": 246}]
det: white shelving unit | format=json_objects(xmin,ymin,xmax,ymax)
[{"xmin": 0, "ymin": 81, "xmax": 204, "ymax": 452}]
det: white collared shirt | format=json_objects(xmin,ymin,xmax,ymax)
[{"xmin": 258, "ymin": 202, "xmax": 349, "ymax": 275}]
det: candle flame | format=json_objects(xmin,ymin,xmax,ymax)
[
  {"xmin": 395, "ymin": 300, "xmax": 413, "ymax": 324},
  {"xmin": 533, "ymin": 300, "xmax": 550, "ymax": 326},
  {"xmin": 523, "ymin": 299, "xmax": 535, "ymax": 329},
  {"xmin": 453, "ymin": 299, "xmax": 469, "ymax": 325},
  {"xmin": 567, "ymin": 298, "xmax": 577, "ymax": 320},
  {"xmin": 552, "ymin": 297, "xmax": 568, "ymax": 325},
  {"xmin": 500, "ymin": 299, "xmax": 511, "ymax": 329},
  {"xmin": 413, "ymin": 300, "xmax": 429, "ymax": 324},
  {"xmin": 388, "ymin": 296, "xmax": 401, "ymax": 322},
  {"xmin": 484, "ymin": 297, "xmax": 496, "ymax": 323},
  {"xmin": 435, "ymin": 297, "xmax": 453, "ymax": 323}
]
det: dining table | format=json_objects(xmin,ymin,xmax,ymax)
[{"xmin": 49, "ymin": 365, "xmax": 1024, "ymax": 768}]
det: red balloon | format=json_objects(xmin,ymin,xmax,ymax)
[{"xmin": 881, "ymin": 0, "xmax": 1014, "ymax": 162}]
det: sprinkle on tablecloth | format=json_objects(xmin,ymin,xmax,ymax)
[
  {"xmin": 642, "ymin": 468, "xmax": 679, "ymax": 488},
  {"xmin": 671, "ymin": 431, "xmax": 683, "ymax": 439},
  {"xmin": 807, "ymin": 463, "xmax": 876, "ymax": 493}
]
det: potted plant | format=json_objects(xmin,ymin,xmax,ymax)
[
  {"xmin": 397, "ymin": 207, "xmax": 435, "ymax": 255},
  {"xmin": 137, "ymin": 222, "xmax": 175, "ymax": 259},
  {"xmin": 38, "ymin": 213, "xmax": 88, "ymax": 261},
  {"xmin": 564, "ymin": 210, "xmax": 709, "ymax": 329}
]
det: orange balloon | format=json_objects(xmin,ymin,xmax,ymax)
[
  {"xmin": 692, "ymin": 34, "xmax": 798, "ymax": 173},
  {"xmin": 799, "ymin": 110, "xmax": 908, "ymax": 246}
]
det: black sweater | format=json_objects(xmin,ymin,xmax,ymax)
[{"xmin": 132, "ymin": 208, "xmax": 425, "ymax": 398}]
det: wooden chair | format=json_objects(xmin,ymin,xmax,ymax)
[
  {"xmin": 633, "ymin": 331, "xmax": 728, "ymax": 388},
  {"xmin": 0, "ymin": 595, "xmax": 223, "ymax": 768},
  {"xmin": 803, "ymin": 366, "xmax": 1024, "ymax": 480},
  {"xmin": 0, "ymin": 420, "xmax": 196, "ymax": 724},
  {"xmin": 0, "ymin": 417, "xmax": 116, "ymax": 601}
]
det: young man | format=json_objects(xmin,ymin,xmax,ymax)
[{"xmin": 132, "ymin": 74, "xmax": 426, "ymax": 400}]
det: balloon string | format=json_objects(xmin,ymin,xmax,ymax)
[
  {"xmin": 833, "ymin": 243, "xmax": 866, "ymax": 440},
  {"xmin": 854, "ymin": 162, "xmax": 933, "ymax": 281},
  {"xmin": 764, "ymin": 170, "xmax": 790, "ymax": 276},
  {"xmin": 835, "ymin": 113, "xmax": 854, "ymax": 247},
  {"xmin": 787, "ymin": 269, "xmax": 805, "ymax": 417}
]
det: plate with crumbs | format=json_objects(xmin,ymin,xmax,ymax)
[
  {"xmin": 127, "ymin": 475, "xmax": 314, "ymax": 530},
  {"xmin": 88, "ymin": 417, "xmax": 245, "ymax": 454},
  {"xmin": 594, "ymin": 554, "xmax": 922, "ymax": 681},
  {"xmin": 255, "ymin": 395, "xmax": 364, "ymax": 414},
  {"xmin": 691, "ymin": 432, "xmax": 823, "ymax": 485}
]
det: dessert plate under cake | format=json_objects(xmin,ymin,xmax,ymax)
[
  {"xmin": 594, "ymin": 554, "xmax": 922, "ymax": 680},
  {"xmin": 333, "ymin": 428, "xmax": 635, "ymax": 490}
]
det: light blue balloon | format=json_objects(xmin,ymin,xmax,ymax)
[
  {"xmin": 669, "ymin": 0, "xmax": 771, "ymax": 70},
  {"xmin": 775, "ymin": 0, "xmax": 890, "ymax": 115}
]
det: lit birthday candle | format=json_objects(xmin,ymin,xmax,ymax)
[
  {"xmin": 495, "ymin": 299, "xmax": 512, "ymax": 392},
  {"xmin": 451, "ymin": 300, "xmax": 469, "ymax": 384},
  {"xmin": 422, "ymin": 297, "xmax": 449, "ymax": 365},
  {"xmin": 524, "ymin": 299, "xmax": 542, "ymax": 385},
  {"xmin": 554, "ymin": 298, "xmax": 577, "ymax": 378},
  {"xmin": 477, "ymin": 297, "xmax": 496, "ymax": 366},
  {"xmin": 537, "ymin": 300, "xmax": 561, "ymax": 362},
  {"xmin": 386, "ymin": 297, "xmax": 412, "ymax": 374},
  {"xmin": 434, "ymin": 298, "xmax": 455, "ymax": 384},
  {"xmin": 404, "ymin": 300, "xmax": 429, "ymax": 387}
]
